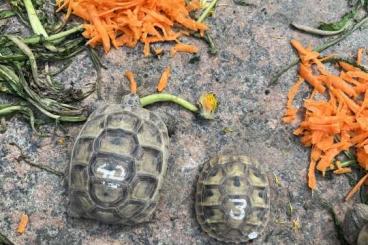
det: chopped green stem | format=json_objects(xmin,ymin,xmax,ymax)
[
  {"xmin": 343, "ymin": 150, "xmax": 356, "ymax": 161},
  {"xmin": 197, "ymin": 0, "xmax": 218, "ymax": 23},
  {"xmin": 0, "ymin": 104, "xmax": 36, "ymax": 131},
  {"xmin": 340, "ymin": 160, "xmax": 357, "ymax": 168},
  {"xmin": 0, "ymin": 54, "xmax": 26, "ymax": 61},
  {"xmin": 27, "ymin": 98, "xmax": 86, "ymax": 122},
  {"xmin": 44, "ymin": 25, "xmax": 83, "ymax": 42},
  {"xmin": 0, "ymin": 10, "xmax": 16, "ymax": 19},
  {"xmin": 22, "ymin": 25, "xmax": 83, "ymax": 45},
  {"xmin": 88, "ymin": 48, "xmax": 103, "ymax": 99},
  {"xmin": 269, "ymin": 16, "xmax": 368, "ymax": 86},
  {"xmin": 203, "ymin": 32, "xmax": 217, "ymax": 54},
  {"xmin": 140, "ymin": 93, "xmax": 199, "ymax": 112},
  {"xmin": 23, "ymin": 0, "xmax": 48, "ymax": 37},
  {"xmin": 322, "ymin": 57, "xmax": 368, "ymax": 72},
  {"xmin": 6, "ymin": 35, "xmax": 44, "ymax": 88},
  {"xmin": 314, "ymin": 16, "xmax": 368, "ymax": 52},
  {"xmin": 291, "ymin": 21, "xmax": 354, "ymax": 36}
]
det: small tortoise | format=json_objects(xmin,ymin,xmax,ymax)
[
  {"xmin": 195, "ymin": 155, "xmax": 270, "ymax": 243},
  {"xmin": 67, "ymin": 94, "xmax": 169, "ymax": 224},
  {"xmin": 342, "ymin": 203, "xmax": 368, "ymax": 245}
]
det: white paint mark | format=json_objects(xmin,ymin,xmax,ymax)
[
  {"xmin": 248, "ymin": 231, "xmax": 258, "ymax": 239},
  {"xmin": 229, "ymin": 198, "xmax": 247, "ymax": 220},
  {"xmin": 96, "ymin": 163, "xmax": 126, "ymax": 181}
]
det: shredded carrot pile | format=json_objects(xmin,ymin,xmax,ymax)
[
  {"xmin": 56, "ymin": 0, "xmax": 206, "ymax": 54},
  {"xmin": 283, "ymin": 39, "xmax": 368, "ymax": 199},
  {"xmin": 17, "ymin": 213, "xmax": 29, "ymax": 234}
]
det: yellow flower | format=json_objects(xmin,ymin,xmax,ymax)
[{"xmin": 198, "ymin": 92, "xmax": 218, "ymax": 119}]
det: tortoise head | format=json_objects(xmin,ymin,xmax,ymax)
[{"xmin": 121, "ymin": 93, "xmax": 141, "ymax": 108}]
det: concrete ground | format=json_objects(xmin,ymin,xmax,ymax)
[{"xmin": 0, "ymin": 0, "xmax": 367, "ymax": 244}]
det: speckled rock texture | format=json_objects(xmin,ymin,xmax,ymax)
[{"xmin": 0, "ymin": 0, "xmax": 367, "ymax": 244}]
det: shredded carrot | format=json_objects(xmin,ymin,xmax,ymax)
[
  {"xmin": 125, "ymin": 71, "xmax": 137, "ymax": 94},
  {"xmin": 357, "ymin": 148, "xmax": 368, "ymax": 170},
  {"xmin": 345, "ymin": 173, "xmax": 368, "ymax": 201},
  {"xmin": 357, "ymin": 48, "xmax": 365, "ymax": 65},
  {"xmin": 333, "ymin": 167, "xmax": 352, "ymax": 174},
  {"xmin": 299, "ymin": 64, "xmax": 326, "ymax": 93},
  {"xmin": 308, "ymin": 158, "xmax": 317, "ymax": 189},
  {"xmin": 157, "ymin": 67, "xmax": 171, "ymax": 92},
  {"xmin": 282, "ymin": 77, "xmax": 303, "ymax": 123},
  {"xmin": 17, "ymin": 213, "xmax": 29, "ymax": 234},
  {"xmin": 283, "ymin": 39, "xmax": 368, "ymax": 192},
  {"xmin": 339, "ymin": 62, "xmax": 361, "ymax": 72},
  {"xmin": 171, "ymin": 43, "xmax": 199, "ymax": 56},
  {"xmin": 56, "ymin": 0, "xmax": 206, "ymax": 54}
]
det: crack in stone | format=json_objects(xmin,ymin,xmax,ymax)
[{"xmin": 9, "ymin": 142, "xmax": 65, "ymax": 177}]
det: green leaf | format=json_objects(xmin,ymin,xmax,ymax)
[
  {"xmin": 0, "ymin": 103, "xmax": 36, "ymax": 131},
  {"xmin": 318, "ymin": 10, "xmax": 356, "ymax": 31},
  {"xmin": 0, "ymin": 10, "xmax": 16, "ymax": 19}
]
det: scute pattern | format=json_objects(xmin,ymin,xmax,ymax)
[
  {"xmin": 195, "ymin": 155, "xmax": 270, "ymax": 243},
  {"xmin": 68, "ymin": 104, "xmax": 169, "ymax": 224}
]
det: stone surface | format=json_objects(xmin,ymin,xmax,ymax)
[{"xmin": 0, "ymin": 0, "xmax": 367, "ymax": 244}]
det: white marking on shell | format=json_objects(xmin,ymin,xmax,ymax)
[
  {"xmin": 248, "ymin": 231, "xmax": 258, "ymax": 239},
  {"xmin": 96, "ymin": 163, "xmax": 127, "ymax": 181},
  {"xmin": 229, "ymin": 198, "xmax": 247, "ymax": 220}
]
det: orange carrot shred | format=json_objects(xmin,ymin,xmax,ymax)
[
  {"xmin": 299, "ymin": 64, "xmax": 326, "ymax": 93},
  {"xmin": 17, "ymin": 214, "xmax": 29, "ymax": 234},
  {"xmin": 333, "ymin": 167, "xmax": 352, "ymax": 174},
  {"xmin": 339, "ymin": 62, "xmax": 361, "ymax": 72},
  {"xmin": 171, "ymin": 43, "xmax": 199, "ymax": 56},
  {"xmin": 157, "ymin": 67, "xmax": 171, "ymax": 92},
  {"xmin": 282, "ymin": 77, "xmax": 304, "ymax": 123},
  {"xmin": 308, "ymin": 159, "xmax": 317, "ymax": 189},
  {"xmin": 357, "ymin": 148, "xmax": 368, "ymax": 170},
  {"xmin": 345, "ymin": 173, "xmax": 368, "ymax": 201},
  {"xmin": 357, "ymin": 48, "xmax": 365, "ymax": 65},
  {"xmin": 56, "ymin": 0, "xmax": 207, "ymax": 54},
  {"xmin": 125, "ymin": 71, "xmax": 137, "ymax": 94},
  {"xmin": 86, "ymin": 4, "xmax": 111, "ymax": 53},
  {"xmin": 284, "ymin": 40, "xmax": 368, "ymax": 193}
]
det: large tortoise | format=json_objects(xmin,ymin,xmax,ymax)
[
  {"xmin": 67, "ymin": 94, "xmax": 169, "ymax": 224},
  {"xmin": 195, "ymin": 155, "xmax": 270, "ymax": 243}
]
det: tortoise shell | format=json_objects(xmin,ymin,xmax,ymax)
[
  {"xmin": 195, "ymin": 155, "xmax": 270, "ymax": 243},
  {"xmin": 67, "ymin": 102, "xmax": 169, "ymax": 224}
]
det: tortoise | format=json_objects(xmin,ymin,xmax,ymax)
[
  {"xmin": 195, "ymin": 155, "xmax": 270, "ymax": 243},
  {"xmin": 342, "ymin": 203, "xmax": 368, "ymax": 245},
  {"xmin": 67, "ymin": 94, "xmax": 169, "ymax": 224}
]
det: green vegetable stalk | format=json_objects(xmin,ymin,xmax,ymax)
[
  {"xmin": 198, "ymin": 0, "xmax": 218, "ymax": 23},
  {"xmin": 0, "ymin": 103, "xmax": 35, "ymax": 131},
  {"xmin": 140, "ymin": 92, "xmax": 218, "ymax": 120},
  {"xmin": 23, "ymin": 0, "xmax": 48, "ymax": 37},
  {"xmin": 0, "ymin": 0, "xmax": 101, "ymax": 128}
]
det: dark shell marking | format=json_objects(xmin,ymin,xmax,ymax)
[
  {"xmin": 195, "ymin": 155, "xmax": 270, "ymax": 243},
  {"xmin": 68, "ymin": 104, "xmax": 169, "ymax": 224}
]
